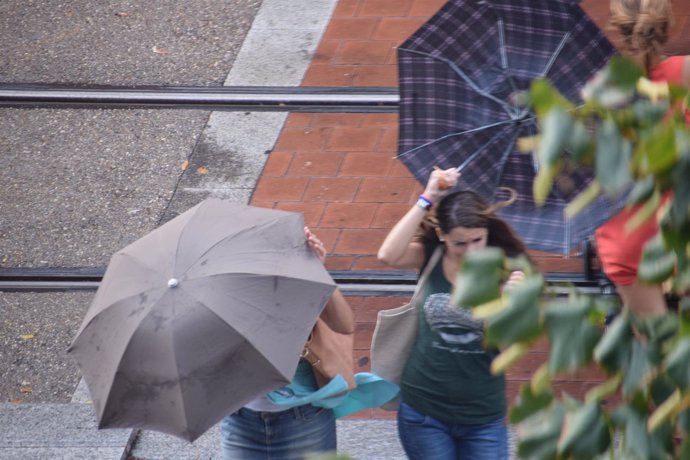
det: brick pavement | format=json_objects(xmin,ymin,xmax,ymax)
[{"xmin": 249, "ymin": 0, "xmax": 690, "ymax": 419}]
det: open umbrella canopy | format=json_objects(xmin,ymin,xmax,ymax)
[
  {"xmin": 397, "ymin": 0, "xmax": 622, "ymax": 254},
  {"xmin": 68, "ymin": 199, "xmax": 336, "ymax": 441}
]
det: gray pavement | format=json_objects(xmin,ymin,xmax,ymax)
[
  {"xmin": 0, "ymin": 0, "xmax": 261, "ymax": 86},
  {"xmin": 0, "ymin": 0, "xmax": 415, "ymax": 458},
  {"xmin": 128, "ymin": 419, "xmax": 407, "ymax": 460},
  {"xmin": 0, "ymin": 0, "xmax": 263, "ymax": 406},
  {"xmin": 0, "ymin": 292, "xmax": 89, "ymax": 404}
]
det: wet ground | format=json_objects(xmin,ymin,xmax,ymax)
[{"xmin": 0, "ymin": 0, "xmax": 262, "ymax": 405}]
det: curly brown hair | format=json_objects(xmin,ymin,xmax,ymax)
[{"xmin": 609, "ymin": 0, "xmax": 673, "ymax": 73}]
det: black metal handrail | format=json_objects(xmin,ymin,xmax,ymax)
[
  {"xmin": 0, "ymin": 85, "xmax": 399, "ymax": 112},
  {"xmin": 0, "ymin": 267, "xmax": 613, "ymax": 296}
]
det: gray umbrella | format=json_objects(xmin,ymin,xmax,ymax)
[{"xmin": 67, "ymin": 199, "xmax": 336, "ymax": 442}]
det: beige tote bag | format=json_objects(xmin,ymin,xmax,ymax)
[{"xmin": 370, "ymin": 247, "xmax": 443, "ymax": 410}]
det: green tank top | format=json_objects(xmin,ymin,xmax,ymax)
[{"xmin": 399, "ymin": 245, "xmax": 506, "ymax": 424}]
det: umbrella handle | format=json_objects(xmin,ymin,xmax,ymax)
[{"xmin": 433, "ymin": 166, "xmax": 453, "ymax": 190}]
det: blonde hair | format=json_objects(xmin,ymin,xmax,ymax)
[{"xmin": 609, "ymin": 0, "xmax": 673, "ymax": 72}]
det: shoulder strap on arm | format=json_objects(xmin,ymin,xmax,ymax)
[{"xmin": 409, "ymin": 245, "xmax": 444, "ymax": 305}]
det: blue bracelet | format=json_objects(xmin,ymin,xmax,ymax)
[{"xmin": 416, "ymin": 194, "xmax": 433, "ymax": 210}]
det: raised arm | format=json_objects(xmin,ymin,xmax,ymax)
[
  {"xmin": 377, "ymin": 167, "xmax": 459, "ymax": 269},
  {"xmin": 305, "ymin": 226, "xmax": 355, "ymax": 334},
  {"xmin": 319, "ymin": 288, "xmax": 354, "ymax": 334}
]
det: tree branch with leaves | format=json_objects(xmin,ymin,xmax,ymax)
[{"xmin": 453, "ymin": 57, "xmax": 690, "ymax": 459}]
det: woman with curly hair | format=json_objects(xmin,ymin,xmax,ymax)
[{"xmin": 595, "ymin": 0, "xmax": 690, "ymax": 317}]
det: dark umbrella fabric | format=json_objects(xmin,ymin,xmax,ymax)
[
  {"xmin": 397, "ymin": 0, "xmax": 622, "ymax": 254},
  {"xmin": 68, "ymin": 199, "xmax": 336, "ymax": 441}
]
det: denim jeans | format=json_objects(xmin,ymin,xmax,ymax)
[
  {"xmin": 397, "ymin": 401, "xmax": 508, "ymax": 460},
  {"xmin": 220, "ymin": 405, "xmax": 336, "ymax": 460}
]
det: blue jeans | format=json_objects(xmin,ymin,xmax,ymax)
[
  {"xmin": 397, "ymin": 401, "xmax": 508, "ymax": 460},
  {"xmin": 220, "ymin": 405, "xmax": 336, "ymax": 460}
]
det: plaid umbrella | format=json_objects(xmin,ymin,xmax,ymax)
[{"xmin": 397, "ymin": 0, "xmax": 622, "ymax": 255}]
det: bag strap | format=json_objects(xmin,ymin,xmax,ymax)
[{"xmin": 409, "ymin": 245, "xmax": 444, "ymax": 307}]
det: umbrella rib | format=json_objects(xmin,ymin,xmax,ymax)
[
  {"xmin": 517, "ymin": 31, "xmax": 573, "ymax": 124},
  {"xmin": 399, "ymin": 47, "xmax": 517, "ymax": 119},
  {"xmin": 492, "ymin": 127, "xmax": 524, "ymax": 191},
  {"xmin": 398, "ymin": 119, "xmax": 516, "ymax": 159},
  {"xmin": 177, "ymin": 215, "xmax": 291, "ymax": 277},
  {"xmin": 455, "ymin": 122, "xmax": 516, "ymax": 173},
  {"xmin": 540, "ymin": 32, "xmax": 571, "ymax": 79},
  {"xmin": 197, "ymin": 270, "xmax": 329, "ymax": 285},
  {"xmin": 497, "ymin": 18, "xmax": 520, "ymax": 116},
  {"xmin": 182, "ymin": 246, "xmax": 317, "ymax": 281}
]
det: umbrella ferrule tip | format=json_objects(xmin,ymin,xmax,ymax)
[{"xmin": 168, "ymin": 278, "xmax": 179, "ymax": 288}]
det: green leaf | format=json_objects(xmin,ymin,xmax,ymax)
[
  {"xmin": 648, "ymin": 389, "xmax": 681, "ymax": 432},
  {"xmin": 565, "ymin": 120, "xmax": 593, "ymax": 162},
  {"xmin": 673, "ymin": 264, "xmax": 690, "ymax": 297},
  {"xmin": 544, "ymin": 297, "xmax": 601, "ymax": 374},
  {"xmin": 452, "ymin": 248, "xmax": 503, "ymax": 307},
  {"xmin": 533, "ymin": 164, "xmax": 558, "ymax": 206},
  {"xmin": 649, "ymin": 372, "xmax": 678, "ymax": 407},
  {"xmin": 564, "ymin": 181, "xmax": 602, "ymax": 220},
  {"xmin": 625, "ymin": 176, "xmax": 656, "ymax": 206},
  {"xmin": 664, "ymin": 338, "xmax": 690, "ymax": 390},
  {"xmin": 484, "ymin": 275, "xmax": 544, "ymax": 348},
  {"xmin": 530, "ymin": 363, "xmax": 551, "ymax": 395},
  {"xmin": 504, "ymin": 255, "xmax": 535, "ymax": 277},
  {"xmin": 596, "ymin": 118, "xmax": 633, "ymax": 195},
  {"xmin": 632, "ymin": 99, "xmax": 669, "ymax": 128},
  {"xmin": 634, "ymin": 313, "xmax": 679, "ymax": 348},
  {"xmin": 641, "ymin": 124, "xmax": 677, "ymax": 176},
  {"xmin": 516, "ymin": 404, "xmax": 566, "ymax": 460},
  {"xmin": 668, "ymin": 81, "xmax": 690, "ymax": 103},
  {"xmin": 509, "ymin": 383, "xmax": 554, "ymax": 424},
  {"xmin": 623, "ymin": 190, "xmax": 660, "ymax": 234},
  {"xmin": 557, "ymin": 401, "xmax": 610, "ymax": 459},
  {"xmin": 585, "ymin": 374, "xmax": 623, "ymax": 403},
  {"xmin": 677, "ymin": 406, "xmax": 690, "ymax": 434},
  {"xmin": 580, "ymin": 58, "xmax": 639, "ymax": 108},
  {"xmin": 669, "ymin": 156, "xmax": 690, "ymax": 229},
  {"xmin": 610, "ymin": 404, "xmax": 673, "ymax": 460},
  {"xmin": 536, "ymin": 107, "xmax": 573, "ymax": 167},
  {"xmin": 491, "ymin": 343, "xmax": 529, "ymax": 375},
  {"xmin": 598, "ymin": 87, "xmax": 635, "ymax": 108},
  {"xmin": 622, "ymin": 340, "xmax": 653, "ymax": 397},
  {"xmin": 608, "ymin": 56, "xmax": 645, "ymax": 89},
  {"xmin": 637, "ymin": 234, "xmax": 677, "ymax": 284},
  {"xmin": 529, "ymin": 79, "xmax": 574, "ymax": 118},
  {"xmin": 594, "ymin": 311, "xmax": 633, "ymax": 373}
]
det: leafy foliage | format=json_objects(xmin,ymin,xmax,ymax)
[{"xmin": 453, "ymin": 57, "xmax": 690, "ymax": 458}]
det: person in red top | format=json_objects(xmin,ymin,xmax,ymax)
[{"xmin": 595, "ymin": 0, "xmax": 690, "ymax": 317}]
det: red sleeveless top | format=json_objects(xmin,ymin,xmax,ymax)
[{"xmin": 595, "ymin": 56, "xmax": 686, "ymax": 285}]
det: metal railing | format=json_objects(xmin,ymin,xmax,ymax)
[
  {"xmin": 0, "ymin": 85, "xmax": 399, "ymax": 112},
  {"xmin": 0, "ymin": 267, "xmax": 611, "ymax": 296},
  {"xmin": 0, "ymin": 83, "xmax": 614, "ymax": 297}
]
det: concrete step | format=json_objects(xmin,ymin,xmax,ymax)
[
  {"xmin": 0, "ymin": 401, "xmax": 406, "ymax": 460},
  {"xmin": 127, "ymin": 419, "xmax": 406, "ymax": 460},
  {"xmin": 0, "ymin": 403, "xmax": 134, "ymax": 460},
  {"xmin": 1, "ymin": 402, "xmax": 518, "ymax": 459}
]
